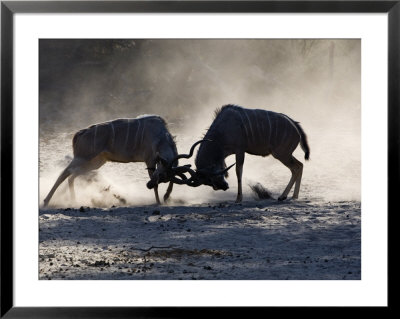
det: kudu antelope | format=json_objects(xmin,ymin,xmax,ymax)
[
  {"xmin": 43, "ymin": 115, "xmax": 184, "ymax": 207},
  {"xmin": 168, "ymin": 104, "xmax": 310, "ymax": 202}
]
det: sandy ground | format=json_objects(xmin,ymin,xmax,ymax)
[
  {"xmin": 39, "ymin": 128, "xmax": 361, "ymax": 280},
  {"xmin": 39, "ymin": 198, "xmax": 361, "ymax": 280}
]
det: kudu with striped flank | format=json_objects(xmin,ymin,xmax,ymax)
[
  {"xmin": 43, "ymin": 115, "xmax": 184, "ymax": 207},
  {"xmin": 173, "ymin": 104, "xmax": 310, "ymax": 202}
]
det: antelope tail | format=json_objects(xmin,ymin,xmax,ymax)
[{"xmin": 293, "ymin": 121, "xmax": 310, "ymax": 160}]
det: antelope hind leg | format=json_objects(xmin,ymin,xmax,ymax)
[
  {"xmin": 292, "ymin": 162, "xmax": 303, "ymax": 199},
  {"xmin": 43, "ymin": 167, "xmax": 72, "ymax": 207},
  {"xmin": 43, "ymin": 156, "xmax": 106, "ymax": 207},
  {"xmin": 68, "ymin": 175, "xmax": 77, "ymax": 202},
  {"xmin": 43, "ymin": 158, "xmax": 84, "ymax": 207},
  {"xmin": 68, "ymin": 155, "xmax": 107, "ymax": 204},
  {"xmin": 278, "ymin": 156, "xmax": 302, "ymax": 201}
]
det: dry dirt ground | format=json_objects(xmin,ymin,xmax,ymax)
[{"xmin": 39, "ymin": 199, "xmax": 361, "ymax": 280}]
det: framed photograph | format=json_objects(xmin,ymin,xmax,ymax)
[{"xmin": 1, "ymin": 0, "xmax": 395, "ymax": 317}]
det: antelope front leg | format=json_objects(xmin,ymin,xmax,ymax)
[
  {"xmin": 154, "ymin": 185, "xmax": 161, "ymax": 205},
  {"xmin": 235, "ymin": 152, "xmax": 245, "ymax": 203},
  {"xmin": 163, "ymin": 182, "xmax": 174, "ymax": 203},
  {"xmin": 147, "ymin": 168, "xmax": 161, "ymax": 205}
]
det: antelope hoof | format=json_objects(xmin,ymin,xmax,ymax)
[
  {"xmin": 278, "ymin": 195, "xmax": 287, "ymax": 201},
  {"xmin": 163, "ymin": 195, "xmax": 170, "ymax": 203},
  {"xmin": 235, "ymin": 195, "xmax": 242, "ymax": 203}
]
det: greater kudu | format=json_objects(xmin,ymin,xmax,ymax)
[
  {"xmin": 43, "ymin": 115, "xmax": 183, "ymax": 207},
  {"xmin": 170, "ymin": 104, "xmax": 310, "ymax": 202}
]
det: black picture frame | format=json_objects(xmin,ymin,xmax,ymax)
[{"xmin": 1, "ymin": 1, "xmax": 396, "ymax": 317}]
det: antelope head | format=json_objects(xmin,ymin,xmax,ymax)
[
  {"xmin": 146, "ymin": 139, "xmax": 210, "ymax": 189},
  {"xmin": 190, "ymin": 163, "xmax": 235, "ymax": 191},
  {"xmin": 165, "ymin": 140, "xmax": 236, "ymax": 191},
  {"xmin": 145, "ymin": 156, "xmax": 170, "ymax": 189}
]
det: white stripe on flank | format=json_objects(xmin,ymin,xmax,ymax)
[
  {"xmin": 110, "ymin": 122, "xmax": 115, "ymax": 150},
  {"xmin": 260, "ymin": 120, "xmax": 266, "ymax": 146},
  {"xmin": 243, "ymin": 111, "xmax": 255, "ymax": 143},
  {"xmin": 253, "ymin": 114, "xmax": 259, "ymax": 143},
  {"xmin": 278, "ymin": 117, "xmax": 291, "ymax": 153},
  {"xmin": 259, "ymin": 118, "xmax": 264, "ymax": 136},
  {"xmin": 255, "ymin": 112, "xmax": 263, "ymax": 143},
  {"xmin": 256, "ymin": 114, "xmax": 265, "ymax": 145},
  {"xmin": 266, "ymin": 111, "xmax": 271, "ymax": 147},
  {"xmin": 93, "ymin": 124, "xmax": 98, "ymax": 153},
  {"xmin": 236, "ymin": 110, "xmax": 250, "ymax": 139},
  {"xmin": 281, "ymin": 117, "xmax": 287, "ymax": 144},
  {"xmin": 124, "ymin": 119, "xmax": 131, "ymax": 149},
  {"xmin": 135, "ymin": 120, "xmax": 141, "ymax": 149},
  {"xmin": 274, "ymin": 114, "xmax": 278, "ymax": 146},
  {"xmin": 140, "ymin": 120, "xmax": 146, "ymax": 146}
]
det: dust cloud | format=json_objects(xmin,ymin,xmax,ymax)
[{"xmin": 39, "ymin": 39, "xmax": 360, "ymax": 208}]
